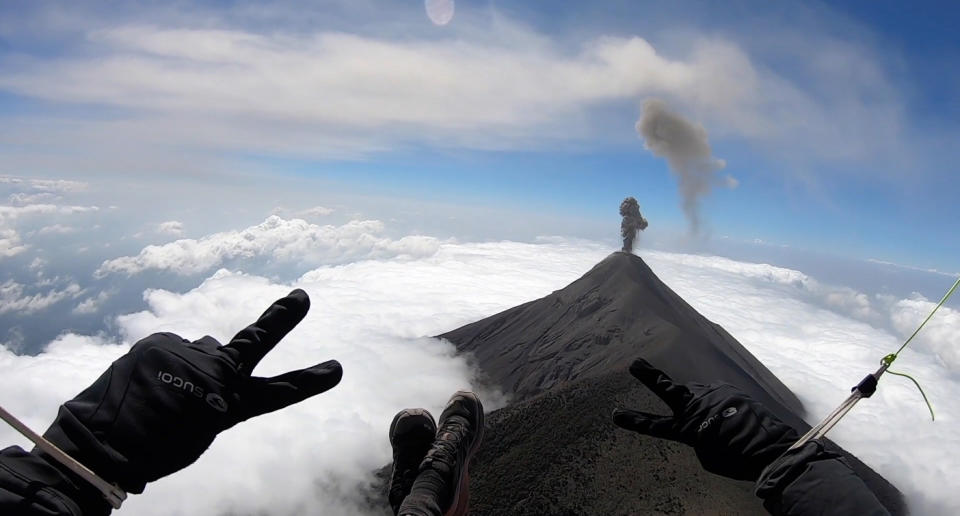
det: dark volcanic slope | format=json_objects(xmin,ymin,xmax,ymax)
[
  {"xmin": 443, "ymin": 252, "xmax": 804, "ymax": 427},
  {"xmin": 469, "ymin": 369, "xmax": 766, "ymax": 515},
  {"xmin": 439, "ymin": 251, "xmax": 906, "ymax": 515}
]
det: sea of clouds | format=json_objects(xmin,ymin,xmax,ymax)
[{"xmin": 0, "ymin": 227, "xmax": 958, "ymax": 515}]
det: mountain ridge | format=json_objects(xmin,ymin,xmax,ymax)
[
  {"xmin": 437, "ymin": 251, "xmax": 905, "ymax": 515},
  {"xmin": 443, "ymin": 252, "xmax": 804, "ymax": 424}
]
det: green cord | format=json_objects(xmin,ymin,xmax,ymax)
[
  {"xmin": 880, "ymin": 276, "xmax": 959, "ymax": 421},
  {"xmin": 893, "ymin": 276, "xmax": 960, "ymax": 356},
  {"xmin": 886, "ymin": 368, "xmax": 935, "ymax": 420}
]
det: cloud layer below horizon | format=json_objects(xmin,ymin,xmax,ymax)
[
  {"xmin": 0, "ymin": 237, "xmax": 957, "ymax": 515},
  {"xmin": 95, "ymin": 216, "xmax": 441, "ymax": 277}
]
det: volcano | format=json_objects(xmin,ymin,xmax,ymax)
[{"xmin": 438, "ymin": 252, "xmax": 905, "ymax": 515}]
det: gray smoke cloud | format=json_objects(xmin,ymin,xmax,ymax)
[
  {"xmin": 619, "ymin": 197, "xmax": 648, "ymax": 253},
  {"xmin": 636, "ymin": 98, "xmax": 729, "ymax": 234}
]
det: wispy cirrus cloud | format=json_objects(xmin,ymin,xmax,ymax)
[
  {"xmin": 0, "ymin": 7, "xmax": 907, "ymax": 169},
  {"xmin": 36, "ymin": 224, "xmax": 79, "ymax": 235},
  {"xmin": 8, "ymin": 192, "xmax": 61, "ymax": 205},
  {"xmin": 0, "ymin": 204, "xmax": 99, "ymax": 221},
  {"xmin": 0, "ymin": 176, "xmax": 87, "ymax": 194}
]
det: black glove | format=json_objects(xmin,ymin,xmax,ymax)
[
  {"xmin": 40, "ymin": 289, "xmax": 342, "ymax": 494},
  {"xmin": 756, "ymin": 441, "xmax": 890, "ymax": 515},
  {"xmin": 612, "ymin": 358, "xmax": 798, "ymax": 481}
]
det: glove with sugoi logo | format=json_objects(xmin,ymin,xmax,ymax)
[
  {"xmin": 38, "ymin": 288, "xmax": 342, "ymax": 498},
  {"xmin": 612, "ymin": 358, "xmax": 799, "ymax": 481}
]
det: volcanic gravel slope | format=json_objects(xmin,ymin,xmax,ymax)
[{"xmin": 437, "ymin": 251, "xmax": 906, "ymax": 515}]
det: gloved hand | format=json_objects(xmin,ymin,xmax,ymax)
[
  {"xmin": 612, "ymin": 358, "xmax": 799, "ymax": 481},
  {"xmin": 39, "ymin": 289, "xmax": 342, "ymax": 494},
  {"xmin": 755, "ymin": 440, "xmax": 890, "ymax": 515}
]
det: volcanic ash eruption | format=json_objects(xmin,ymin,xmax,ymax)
[
  {"xmin": 636, "ymin": 98, "xmax": 728, "ymax": 234},
  {"xmin": 619, "ymin": 197, "xmax": 648, "ymax": 253}
]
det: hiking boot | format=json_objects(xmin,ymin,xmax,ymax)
[
  {"xmin": 389, "ymin": 408, "xmax": 438, "ymax": 515},
  {"xmin": 398, "ymin": 391, "xmax": 485, "ymax": 516}
]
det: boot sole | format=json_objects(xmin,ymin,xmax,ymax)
[
  {"xmin": 389, "ymin": 408, "xmax": 437, "ymax": 445},
  {"xmin": 389, "ymin": 408, "xmax": 437, "ymax": 513},
  {"xmin": 443, "ymin": 391, "xmax": 485, "ymax": 516}
]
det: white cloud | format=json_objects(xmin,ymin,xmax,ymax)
[
  {"xmin": 0, "ymin": 178, "xmax": 89, "ymax": 241},
  {"xmin": 0, "ymin": 20, "xmax": 903, "ymax": 163},
  {"xmin": 72, "ymin": 290, "xmax": 113, "ymax": 315},
  {"xmin": 645, "ymin": 251, "xmax": 887, "ymax": 324},
  {"xmin": 867, "ymin": 258, "xmax": 959, "ymax": 278},
  {"xmin": 0, "ymin": 280, "xmax": 83, "ymax": 314},
  {"xmin": 648, "ymin": 252, "xmax": 960, "ymax": 374},
  {"xmin": 0, "ymin": 204, "xmax": 100, "ymax": 222},
  {"xmin": 0, "ymin": 228, "xmax": 28, "ymax": 258},
  {"xmin": 1, "ymin": 238, "xmax": 957, "ymax": 514},
  {"xmin": 36, "ymin": 224, "xmax": 78, "ymax": 235},
  {"xmin": 96, "ymin": 216, "xmax": 441, "ymax": 277},
  {"xmin": 156, "ymin": 220, "xmax": 184, "ymax": 236},
  {"xmin": 0, "ymin": 176, "xmax": 88, "ymax": 193},
  {"xmin": 0, "ymin": 202, "xmax": 98, "ymax": 260},
  {"xmin": 888, "ymin": 294, "xmax": 960, "ymax": 373},
  {"xmin": 300, "ymin": 206, "xmax": 335, "ymax": 218},
  {"xmin": 8, "ymin": 192, "xmax": 61, "ymax": 205},
  {"xmin": 640, "ymin": 249, "xmax": 959, "ymax": 515},
  {"xmin": 2, "ymin": 239, "xmax": 610, "ymax": 516},
  {"xmin": 28, "ymin": 256, "xmax": 47, "ymax": 271}
]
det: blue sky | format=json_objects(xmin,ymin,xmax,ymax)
[{"xmin": 0, "ymin": 0, "xmax": 957, "ymax": 272}]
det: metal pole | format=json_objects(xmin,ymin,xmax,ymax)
[
  {"xmin": 0, "ymin": 404, "xmax": 126, "ymax": 509},
  {"xmin": 788, "ymin": 362, "xmax": 889, "ymax": 451}
]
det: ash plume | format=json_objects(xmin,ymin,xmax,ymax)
[
  {"xmin": 636, "ymin": 98, "xmax": 728, "ymax": 234},
  {"xmin": 619, "ymin": 197, "xmax": 648, "ymax": 253}
]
